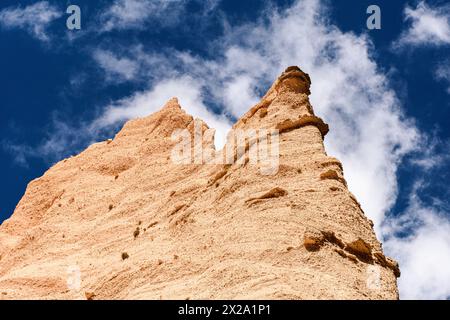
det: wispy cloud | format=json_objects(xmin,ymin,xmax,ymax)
[
  {"xmin": 91, "ymin": 45, "xmax": 180, "ymax": 84},
  {"xmin": 0, "ymin": 1, "xmax": 61, "ymax": 41},
  {"xmin": 394, "ymin": 1, "xmax": 450, "ymax": 48},
  {"xmin": 92, "ymin": 49, "xmax": 139, "ymax": 83},
  {"xmin": 98, "ymin": 0, "xmax": 189, "ymax": 32},
  {"xmin": 383, "ymin": 181, "xmax": 450, "ymax": 299},
  {"xmin": 435, "ymin": 62, "xmax": 450, "ymax": 94},
  {"xmin": 3, "ymin": 114, "xmax": 89, "ymax": 166}
]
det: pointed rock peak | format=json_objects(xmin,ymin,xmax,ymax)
[
  {"xmin": 114, "ymin": 96, "xmax": 192, "ymax": 140},
  {"xmin": 234, "ymin": 66, "xmax": 323, "ymax": 135},
  {"xmin": 274, "ymin": 66, "xmax": 311, "ymax": 96},
  {"xmin": 162, "ymin": 97, "xmax": 182, "ymax": 110},
  {"xmin": 244, "ymin": 66, "xmax": 312, "ymax": 117}
]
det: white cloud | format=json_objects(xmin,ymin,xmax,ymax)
[
  {"xmin": 99, "ymin": 0, "xmax": 188, "ymax": 32},
  {"xmin": 435, "ymin": 62, "xmax": 450, "ymax": 93},
  {"xmin": 395, "ymin": 1, "xmax": 450, "ymax": 48},
  {"xmin": 91, "ymin": 45, "xmax": 181, "ymax": 84},
  {"xmin": 383, "ymin": 182, "xmax": 450, "ymax": 300},
  {"xmin": 0, "ymin": 1, "xmax": 61, "ymax": 41},
  {"xmin": 92, "ymin": 49, "xmax": 139, "ymax": 83}
]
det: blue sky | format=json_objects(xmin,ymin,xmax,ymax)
[{"xmin": 1, "ymin": 0, "xmax": 450, "ymax": 299}]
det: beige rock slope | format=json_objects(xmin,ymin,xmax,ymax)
[{"xmin": 0, "ymin": 67, "xmax": 399, "ymax": 300}]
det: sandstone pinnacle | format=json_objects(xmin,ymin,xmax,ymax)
[{"xmin": 0, "ymin": 67, "xmax": 399, "ymax": 299}]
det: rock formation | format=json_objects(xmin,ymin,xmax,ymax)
[{"xmin": 0, "ymin": 67, "xmax": 399, "ymax": 299}]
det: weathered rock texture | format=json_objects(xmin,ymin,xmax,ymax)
[{"xmin": 0, "ymin": 67, "xmax": 399, "ymax": 299}]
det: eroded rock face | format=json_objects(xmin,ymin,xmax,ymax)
[{"xmin": 0, "ymin": 67, "xmax": 399, "ymax": 300}]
